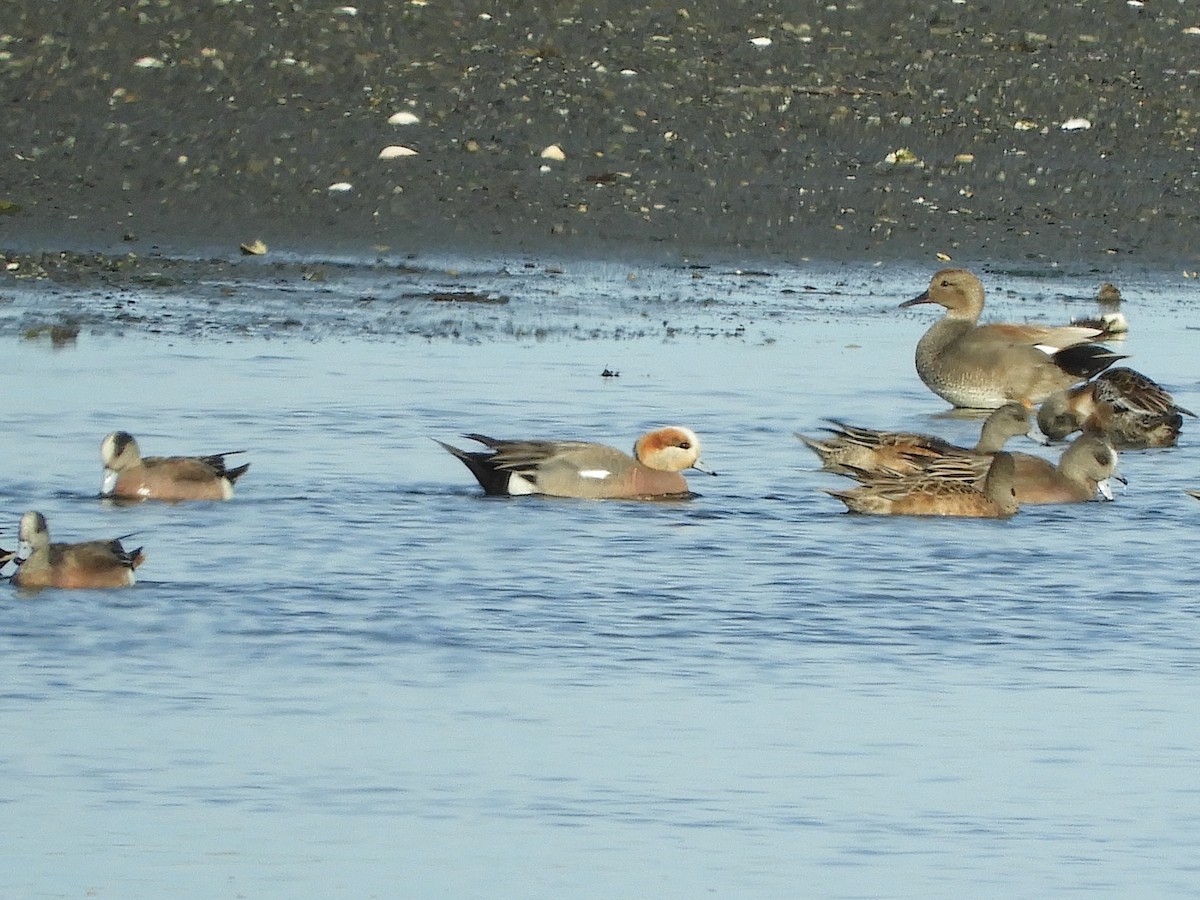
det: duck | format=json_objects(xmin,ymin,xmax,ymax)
[
  {"xmin": 797, "ymin": 402, "xmax": 1039, "ymax": 476},
  {"xmin": 101, "ymin": 431, "xmax": 250, "ymax": 501},
  {"xmin": 824, "ymin": 452, "xmax": 1019, "ymax": 518},
  {"xmin": 10, "ymin": 511, "xmax": 145, "ymax": 590},
  {"xmin": 862, "ymin": 432, "xmax": 1123, "ymax": 505},
  {"xmin": 439, "ymin": 426, "xmax": 713, "ymax": 499},
  {"xmin": 900, "ymin": 268, "xmax": 1124, "ymax": 409},
  {"xmin": 1037, "ymin": 367, "xmax": 1195, "ymax": 449}
]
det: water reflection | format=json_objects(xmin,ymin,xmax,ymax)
[{"xmin": 2, "ymin": 259, "xmax": 1199, "ymax": 898}]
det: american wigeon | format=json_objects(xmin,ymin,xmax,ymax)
[
  {"xmin": 824, "ymin": 452, "xmax": 1019, "ymax": 518},
  {"xmin": 101, "ymin": 431, "xmax": 249, "ymax": 501},
  {"xmin": 439, "ymin": 426, "xmax": 714, "ymax": 499},
  {"xmin": 1037, "ymin": 367, "xmax": 1195, "ymax": 449},
  {"xmin": 10, "ymin": 511, "xmax": 145, "ymax": 590},
  {"xmin": 1069, "ymin": 311, "xmax": 1128, "ymax": 337},
  {"xmin": 900, "ymin": 268, "xmax": 1124, "ymax": 409},
  {"xmin": 870, "ymin": 432, "xmax": 1122, "ymax": 505},
  {"xmin": 797, "ymin": 402, "xmax": 1038, "ymax": 476}
]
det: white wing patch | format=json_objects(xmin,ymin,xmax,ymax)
[{"xmin": 579, "ymin": 469, "xmax": 613, "ymax": 480}]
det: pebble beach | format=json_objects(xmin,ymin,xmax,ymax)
[{"xmin": 3, "ymin": 0, "xmax": 1200, "ymax": 267}]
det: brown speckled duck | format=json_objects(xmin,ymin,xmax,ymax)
[
  {"xmin": 1037, "ymin": 367, "xmax": 1195, "ymax": 449},
  {"xmin": 824, "ymin": 452, "xmax": 1020, "ymax": 518},
  {"xmin": 797, "ymin": 402, "xmax": 1038, "ymax": 476}
]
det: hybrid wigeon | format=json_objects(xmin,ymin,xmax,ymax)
[
  {"xmin": 439, "ymin": 426, "xmax": 714, "ymax": 499},
  {"xmin": 871, "ymin": 432, "xmax": 1123, "ymax": 504},
  {"xmin": 1037, "ymin": 367, "xmax": 1195, "ymax": 449},
  {"xmin": 824, "ymin": 451, "xmax": 1019, "ymax": 518},
  {"xmin": 797, "ymin": 402, "xmax": 1038, "ymax": 476},
  {"xmin": 10, "ymin": 511, "xmax": 145, "ymax": 590},
  {"xmin": 101, "ymin": 431, "xmax": 249, "ymax": 501},
  {"xmin": 900, "ymin": 269, "xmax": 1124, "ymax": 409}
]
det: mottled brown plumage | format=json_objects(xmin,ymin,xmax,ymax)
[
  {"xmin": 824, "ymin": 452, "xmax": 1020, "ymax": 518},
  {"xmin": 798, "ymin": 402, "xmax": 1036, "ymax": 476}
]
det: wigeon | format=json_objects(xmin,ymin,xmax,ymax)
[
  {"xmin": 439, "ymin": 426, "xmax": 714, "ymax": 499},
  {"xmin": 900, "ymin": 269, "xmax": 1124, "ymax": 409},
  {"xmin": 10, "ymin": 511, "xmax": 145, "ymax": 590},
  {"xmin": 1037, "ymin": 367, "xmax": 1195, "ymax": 449},
  {"xmin": 869, "ymin": 432, "xmax": 1123, "ymax": 505},
  {"xmin": 101, "ymin": 431, "xmax": 249, "ymax": 501},
  {"xmin": 798, "ymin": 402, "xmax": 1038, "ymax": 476},
  {"xmin": 824, "ymin": 452, "xmax": 1019, "ymax": 518}
]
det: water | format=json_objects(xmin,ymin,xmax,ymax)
[{"xmin": 2, "ymin": 256, "xmax": 1199, "ymax": 898}]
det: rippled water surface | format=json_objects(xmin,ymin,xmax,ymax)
[{"xmin": 3, "ymin": 255, "xmax": 1199, "ymax": 898}]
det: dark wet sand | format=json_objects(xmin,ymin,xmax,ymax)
[{"xmin": 3, "ymin": 1, "xmax": 1200, "ymax": 268}]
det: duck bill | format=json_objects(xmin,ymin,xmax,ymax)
[
  {"xmin": 899, "ymin": 290, "xmax": 933, "ymax": 308},
  {"xmin": 692, "ymin": 460, "xmax": 718, "ymax": 477}
]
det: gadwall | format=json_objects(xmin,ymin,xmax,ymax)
[
  {"xmin": 101, "ymin": 431, "xmax": 250, "ymax": 501},
  {"xmin": 439, "ymin": 426, "xmax": 714, "ymax": 499},
  {"xmin": 900, "ymin": 269, "xmax": 1124, "ymax": 408},
  {"xmin": 797, "ymin": 402, "xmax": 1038, "ymax": 476},
  {"xmin": 10, "ymin": 511, "xmax": 145, "ymax": 590},
  {"xmin": 1037, "ymin": 367, "xmax": 1195, "ymax": 449},
  {"xmin": 824, "ymin": 452, "xmax": 1019, "ymax": 518}
]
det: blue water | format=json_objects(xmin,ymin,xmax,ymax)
[{"xmin": 2, "ymin": 256, "xmax": 1199, "ymax": 898}]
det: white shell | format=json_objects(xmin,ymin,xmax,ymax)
[
  {"xmin": 540, "ymin": 144, "xmax": 566, "ymax": 161},
  {"xmin": 327, "ymin": 182, "xmax": 353, "ymax": 193},
  {"xmin": 379, "ymin": 145, "xmax": 418, "ymax": 159},
  {"xmin": 1060, "ymin": 117, "xmax": 1092, "ymax": 131},
  {"xmin": 133, "ymin": 56, "xmax": 165, "ymax": 69},
  {"xmin": 388, "ymin": 111, "xmax": 420, "ymax": 125},
  {"xmin": 749, "ymin": 37, "xmax": 772, "ymax": 47}
]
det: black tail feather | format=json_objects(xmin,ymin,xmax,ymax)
[
  {"xmin": 1053, "ymin": 344, "xmax": 1126, "ymax": 380},
  {"xmin": 435, "ymin": 439, "xmax": 511, "ymax": 496}
]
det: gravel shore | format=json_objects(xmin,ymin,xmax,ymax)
[{"xmin": 3, "ymin": 0, "xmax": 1200, "ymax": 266}]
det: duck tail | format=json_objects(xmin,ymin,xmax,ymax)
[
  {"xmin": 435, "ymin": 438, "xmax": 511, "ymax": 496},
  {"xmin": 1053, "ymin": 344, "xmax": 1126, "ymax": 380}
]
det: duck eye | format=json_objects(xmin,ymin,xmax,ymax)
[{"xmin": 678, "ymin": 441, "xmax": 691, "ymax": 450}]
